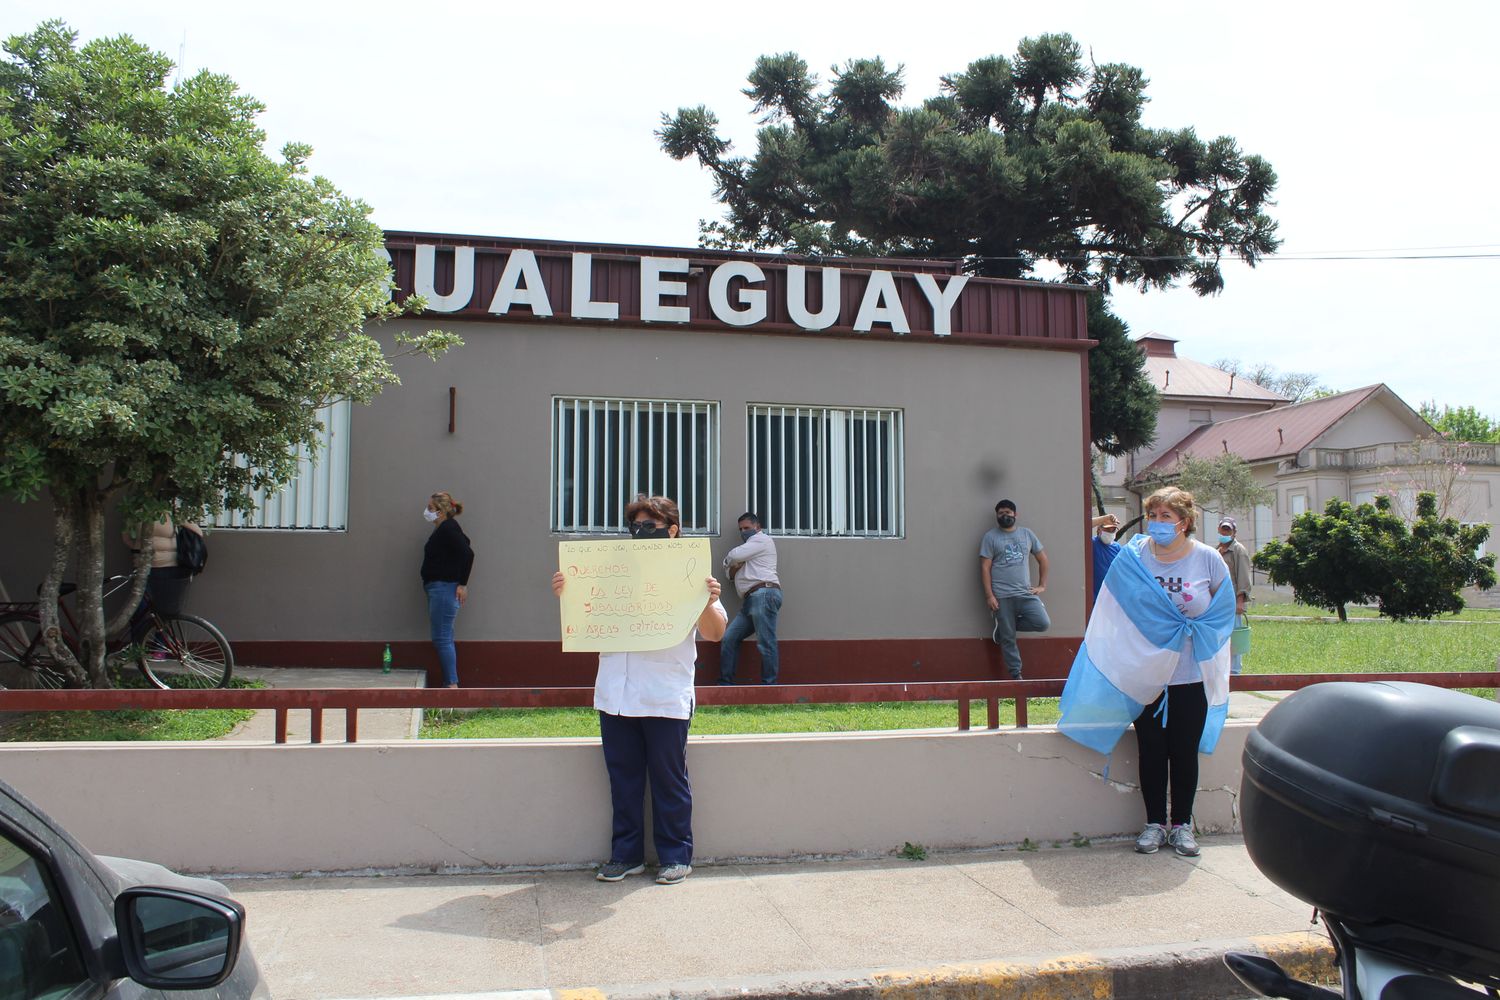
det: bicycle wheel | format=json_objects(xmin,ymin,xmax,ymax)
[
  {"xmin": 136, "ymin": 614, "xmax": 234, "ymax": 690},
  {"xmin": 0, "ymin": 612, "xmax": 68, "ymax": 689}
]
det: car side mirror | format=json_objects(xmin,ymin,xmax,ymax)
[{"xmin": 114, "ymin": 886, "xmax": 244, "ymax": 990}]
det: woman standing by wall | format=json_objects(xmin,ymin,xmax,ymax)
[
  {"xmin": 1058, "ymin": 487, "xmax": 1236, "ymax": 858},
  {"xmin": 551, "ymin": 495, "xmax": 726, "ymax": 885},
  {"xmin": 421, "ymin": 491, "xmax": 474, "ymax": 689},
  {"xmin": 1129, "ymin": 487, "xmax": 1229, "ymax": 857}
]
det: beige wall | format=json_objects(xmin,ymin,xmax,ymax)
[
  {"xmin": 1, "ymin": 319, "xmax": 1091, "ymax": 645},
  {"xmin": 0, "ymin": 724, "xmax": 1251, "ymax": 873}
]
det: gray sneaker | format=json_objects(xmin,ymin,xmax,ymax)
[
  {"xmin": 595, "ymin": 860, "xmax": 645, "ymax": 882},
  {"xmin": 1135, "ymin": 823, "xmax": 1168, "ymax": 854},
  {"xmin": 655, "ymin": 863, "xmax": 692, "ymax": 885},
  {"xmin": 1168, "ymin": 824, "xmax": 1201, "ymax": 857}
]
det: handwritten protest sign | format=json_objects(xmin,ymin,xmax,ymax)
[{"xmin": 558, "ymin": 538, "xmax": 712, "ymax": 653}]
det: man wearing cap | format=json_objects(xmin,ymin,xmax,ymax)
[
  {"xmin": 1216, "ymin": 516, "xmax": 1253, "ymax": 674},
  {"xmin": 980, "ymin": 499, "xmax": 1050, "ymax": 679}
]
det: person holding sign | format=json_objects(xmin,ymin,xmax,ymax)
[{"xmin": 552, "ymin": 495, "xmax": 726, "ymax": 886}]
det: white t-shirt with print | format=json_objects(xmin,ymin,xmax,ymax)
[{"xmin": 1138, "ymin": 539, "xmax": 1228, "ymax": 685}]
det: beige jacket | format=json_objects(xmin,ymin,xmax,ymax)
[{"xmin": 123, "ymin": 518, "xmax": 202, "ymax": 569}]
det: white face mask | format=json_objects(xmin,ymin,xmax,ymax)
[
  {"xmin": 423, "ymin": 507, "xmax": 440, "ymax": 523},
  {"xmin": 1099, "ymin": 530, "xmax": 1116, "ymax": 545}
]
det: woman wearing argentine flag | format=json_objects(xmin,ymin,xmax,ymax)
[{"xmin": 1058, "ymin": 486, "xmax": 1236, "ymax": 859}]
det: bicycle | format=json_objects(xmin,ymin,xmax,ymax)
[{"xmin": 0, "ymin": 574, "xmax": 233, "ymax": 690}]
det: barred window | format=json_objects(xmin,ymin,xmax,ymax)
[
  {"xmin": 211, "ymin": 399, "xmax": 351, "ymax": 530},
  {"xmin": 551, "ymin": 397, "xmax": 719, "ymax": 534},
  {"xmin": 748, "ymin": 405, "xmax": 904, "ymax": 537}
]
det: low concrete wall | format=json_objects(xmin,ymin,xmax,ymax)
[{"xmin": 0, "ymin": 723, "xmax": 1250, "ymax": 874}]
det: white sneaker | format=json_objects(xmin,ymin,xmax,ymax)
[
  {"xmin": 1168, "ymin": 824, "xmax": 1201, "ymax": 857},
  {"xmin": 1135, "ymin": 823, "xmax": 1168, "ymax": 854}
]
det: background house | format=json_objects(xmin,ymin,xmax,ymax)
[{"xmin": 1097, "ymin": 337, "xmax": 1497, "ymax": 605}]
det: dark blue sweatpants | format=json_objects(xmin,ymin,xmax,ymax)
[{"xmin": 598, "ymin": 711, "xmax": 693, "ymax": 866}]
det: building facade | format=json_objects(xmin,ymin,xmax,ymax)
[{"xmin": 0, "ymin": 234, "xmax": 1101, "ymax": 684}]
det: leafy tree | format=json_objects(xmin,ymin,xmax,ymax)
[
  {"xmin": 1088, "ymin": 294, "xmax": 1158, "ymax": 458},
  {"xmin": 1254, "ymin": 495, "xmax": 1495, "ymax": 622},
  {"xmin": 1141, "ymin": 452, "xmax": 1272, "ymax": 524},
  {"xmin": 659, "ymin": 37, "xmax": 1280, "ymax": 292},
  {"xmin": 1212, "ymin": 358, "xmax": 1330, "ymax": 402},
  {"xmin": 1419, "ymin": 402, "xmax": 1500, "ymax": 443},
  {"xmin": 659, "ymin": 37, "xmax": 1276, "ymax": 464},
  {"xmin": 1374, "ymin": 492, "xmax": 1495, "ymax": 620},
  {"xmin": 0, "ymin": 22, "xmax": 458, "ymax": 686}
]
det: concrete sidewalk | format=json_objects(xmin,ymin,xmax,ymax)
[{"xmin": 229, "ymin": 834, "xmax": 1333, "ymax": 1000}]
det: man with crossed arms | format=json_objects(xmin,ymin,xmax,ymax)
[{"xmin": 718, "ymin": 512, "xmax": 783, "ymax": 685}]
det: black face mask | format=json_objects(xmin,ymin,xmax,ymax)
[
  {"xmin": 629, "ymin": 522, "xmax": 673, "ymax": 540},
  {"xmin": 997, "ymin": 514, "xmax": 1016, "ymax": 529}
]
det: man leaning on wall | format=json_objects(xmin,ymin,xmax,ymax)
[
  {"xmin": 718, "ymin": 512, "xmax": 782, "ymax": 685},
  {"xmin": 980, "ymin": 499, "xmax": 1050, "ymax": 679}
]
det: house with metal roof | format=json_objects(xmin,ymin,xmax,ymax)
[{"xmin": 1103, "ymin": 341, "xmax": 1498, "ymax": 567}]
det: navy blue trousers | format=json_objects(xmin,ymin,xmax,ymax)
[{"xmin": 598, "ymin": 712, "xmax": 693, "ymax": 866}]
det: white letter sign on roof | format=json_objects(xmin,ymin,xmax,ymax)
[
  {"xmin": 786, "ymin": 265, "xmax": 840, "ymax": 331},
  {"xmin": 707, "ymin": 261, "xmax": 767, "ymax": 327},
  {"xmin": 640, "ymin": 257, "xmax": 691, "ymax": 323},
  {"xmin": 853, "ymin": 269, "xmax": 910, "ymax": 334},
  {"xmin": 571, "ymin": 253, "xmax": 619, "ymax": 321},
  {"xmin": 414, "ymin": 245, "xmax": 474, "ymax": 313},
  {"xmin": 489, "ymin": 249, "xmax": 553, "ymax": 316},
  {"xmin": 913, "ymin": 273, "xmax": 970, "ymax": 337}
]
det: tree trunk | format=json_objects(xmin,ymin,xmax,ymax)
[
  {"xmin": 39, "ymin": 487, "xmax": 122, "ymax": 687},
  {"xmin": 1091, "ymin": 474, "xmax": 1105, "ymax": 516},
  {"xmin": 39, "ymin": 494, "xmax": 86, "ymax": 687},
  {"xmin": 1336, "ymin": 604, "xmax": 1348, "ymax": 623}
]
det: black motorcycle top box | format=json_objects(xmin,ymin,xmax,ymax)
[{"xmin": 1241, "ymin": 681, "xmax": 1500, "ymax": 983}]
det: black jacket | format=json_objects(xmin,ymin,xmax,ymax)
[{"xmin": 421, "ymin": 518, "xmax": 474, "ymax": 585}]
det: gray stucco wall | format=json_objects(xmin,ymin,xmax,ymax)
[{"xmin": 0, "ymin": 319, "xmax": 1088, "ymax": 645}]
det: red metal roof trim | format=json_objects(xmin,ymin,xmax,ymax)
[{"xmin": 382, "ymin": 233, "xmax": 1091, "ymax": 345}]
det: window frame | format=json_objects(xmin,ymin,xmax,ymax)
[
  {"xmin": 549, "ymin": 395, "xmax": 721, "ymax": 535},
  {"xmin": 745, "ymin": 403, "xmax": 906, "ymax": 539},
  {"xmin": 210, "ymin": 399, "xmax": 352, "ymax": 532}
]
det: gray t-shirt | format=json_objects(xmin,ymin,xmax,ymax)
[
  {"xmin": 980, "ymin": 526, "xmax": 1043, "ymax": 598},
  {"xmin": 1138, "ymin": 540, "xmax": 1228, "ymax": 685}
]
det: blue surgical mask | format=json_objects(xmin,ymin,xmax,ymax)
[
  {"xmin": 1147, "ymin": 521, "xmax": 1180, "ymax": 546},
  {"xmin": 1218, "ymin": 534, "xmax": 1234, "ymax": 545},
  {"xmin": 423, "ymin": 507, "xmax": 440, "ymax": 523},
  {"xmin": 740, "ymin": 528, "xmax": 757, "ymax": 542}
]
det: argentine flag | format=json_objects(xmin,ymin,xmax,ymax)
[{"xmin": 1059, "ymin": 536, "xmax": 1235, "ymax": 756}]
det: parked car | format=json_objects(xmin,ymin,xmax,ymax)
[{"xmin": 0, "ymin": 776, "xmax": 269, "ymax": 998}]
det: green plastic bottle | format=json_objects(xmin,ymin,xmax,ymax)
[{"xmin": 382, "ymin": 643, "xmax": 392, "ymax": 674}]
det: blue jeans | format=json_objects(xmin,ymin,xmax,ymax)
[
  {"xmin": 991, "ymin": 593, "xmax": 1050, "ymax": 679},
  {"xmin": 424, "ymin": 581, "xmax": 460, "ymax": 687},
  {"xmin": 719, "ymin": 587, "xmax": 783, "ymax": 684},
  {"xmin": 599, "ymin": 712, "xmax": 693, "ymax": 866}
]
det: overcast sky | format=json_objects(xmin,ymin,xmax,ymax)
[{"xmin": 7, "ymin": 1, "xmax": 1497, "ymax": 414}]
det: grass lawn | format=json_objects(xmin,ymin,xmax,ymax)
[
  {"xmin": 1255, "ymin": 602, "xmax": 1500, "ymax": 623},
  {"xmin": 422, "ymin": 616, "xmax": 1500, "ymax": 739},
  {"xmin": 2, "ymin": 673, "xmax": 265, "ymax": 742}
]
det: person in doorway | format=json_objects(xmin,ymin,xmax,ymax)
[
  {"xmin": 421, "ymin": 491, "xmax": 474, "ymax": 689},
  {"xmin": 718, "ymin": 512, "xmax": 781, "ymax": 685},
  {"xmin": 1090, "ymin": 513, "xmax": 1122, "ymax": 607},
  {"xmin": 1131, "ymin": 487, "xmax": 1231, "ymax": 858},
  {"xmin": 1216, "ymin": 516, "xmax": 1253, "ymax": 675},
  {"xmin": 551, "ymin": 495, "xmax": 726, "ymax": 886},
  {"xmin": 979, "ymin": 499, "xmax": 1050, "ymax": 679},
  {"xmin": 123, "ymin": 516, "xmax": 204, "ymax": 642}
]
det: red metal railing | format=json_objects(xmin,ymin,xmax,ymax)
[{"xmin": 1, "ymin": 673, "xmax": 1495, "ymax": 744}]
